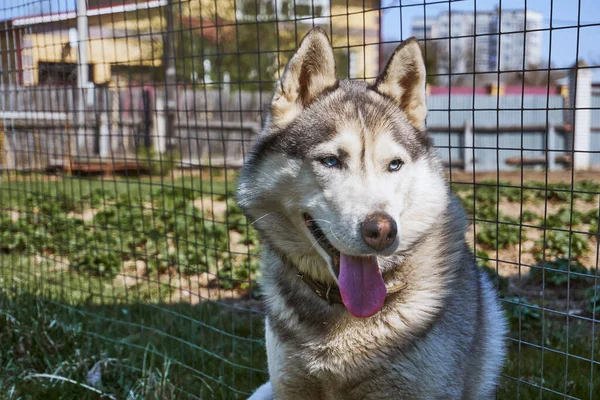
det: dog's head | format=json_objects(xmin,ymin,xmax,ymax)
[{"xmin": 237, "ymin": 28, "xmax": 449, "ymax": 318}]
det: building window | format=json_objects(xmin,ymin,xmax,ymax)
[
  {"xmin": 296, "ymin": 4, "xmax": 311, "ymax": 16},
  {"xmin": 238, "ymin": 0, "xmax": 277, "ymax": 18},
  {"xmin": 240, "ymin": 0, "xmax": 257, "ymax": 16},
  {"xmin": 295, "ymin": 1, "xmax": 324, "ymax": 17},
  {"xmin": 265, "ymin": 1, "xmax": 275, "ymax": 15},
  {"xmin": 38, "ymin": 62, "xmax": 94, "ymax": 85}
]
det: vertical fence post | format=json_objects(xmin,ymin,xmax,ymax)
[
  {"xmin": 463, "ymin": 120, "xmax": 473, "ymax": 172},
  {"xmin": 99, "ymin": 112, "xmax": 110, "ymax": 158},
  {"xmin": 0, "ymin": 117, "xmax": 4, "ymax": 175},
  {"xmin": 111, "ymin": 87, "xmax": 122, "ymax": 155},
  {"xmin": 547, "ymin": 125, "xmax": 557, "ymax": 171},
  {"xmin": 568, "ymin": 61, "xmax": 592, "ymax": 170},
  {"xmin": 98, "ymin": 87, "xmax": 110, "ymax": 158},
  {"xmin": 164, "ymin": 0, "xmax": 176, "ymax": 153},
  {"xmin": 153, "ymin": 92, "xmax": 167, "ymax": 154},
  {"xmin": 76, "ymin": 0, "xmax": 89, "ymax": 154}
]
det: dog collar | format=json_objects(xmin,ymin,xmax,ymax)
[
  {"xmin": 296, "ymin": 272, "xmax": 343, "ymax": 305},
  {"xmin": 296, "ymin": 271, "xmax": 407, "ymax": 306}
]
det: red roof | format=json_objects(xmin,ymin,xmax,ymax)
[{"xmin": 428, "ymin": 85, "xmax": 561, "ymax": 96}]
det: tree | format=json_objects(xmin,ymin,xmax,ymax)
[
  {"xmin": 173, "ymin": 0, "xmax": 300, "ymax": 90},
  {"xmin": 501, "ymin": 62, "xmax": 565, "ymax": 86}
]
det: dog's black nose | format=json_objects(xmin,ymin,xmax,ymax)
[{"xmin": 360, "ymin": 213, "xmax": 397, "ymax": 250}]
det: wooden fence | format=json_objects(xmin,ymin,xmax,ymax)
[{"xmin": 0, "ymin": 85, "xmax": 265, "ymax": 171}]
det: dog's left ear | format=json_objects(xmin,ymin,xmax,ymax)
[
  {"xmin": 270, "ymin": 28, "xmax": 337, "ymax": 126},
  {"xmin": 373, "ymin": 37, "xmax": 427, "ymax": 130}
]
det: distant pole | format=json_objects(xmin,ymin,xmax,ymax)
[
  {"xmin": 378, "ymin": 0, "xmax": 384, "ymax": 72},
  {"xmin": 463, "ymin": 120, "xmax": 473, "ymax": 172},
  {"xmin": 76, "ymin": 0, "xmax": 89, "ymax": 153},
  {"xmin": 162, "ymin": 0, "xmax": 176, "ymax": 154},
  {"xmin": 547, "ymin": 125, "xmax": 557, "ymax": 171},
  {"xmin": 568, "ymin": 62, "xmax": 592, "ymax": 170},
  {"xmin": 0, "ymin": 117, "xmax": 5, "ymax": 173}
]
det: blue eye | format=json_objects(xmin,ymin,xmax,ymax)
[
  {"xmin": 321, "ymin": 156, "xmax": 339, "ymax": 168},
  {"xmin": 388, "ymin": 159, "xmax": 403, "ymax": 171}
]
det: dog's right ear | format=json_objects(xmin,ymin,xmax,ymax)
[
  {"xmin": 372, "ymin": 37, "xmax": 427, "ymax": 131},
  {"xmin": 270, "ymin": 28, "xmax": 337, "ymax": 126}
]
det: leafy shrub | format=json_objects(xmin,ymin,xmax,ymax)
[
  {"xmin": 528, "ymin": 257, "xmax": 590, "ymax": 287},
  {"xmin": 573, "ymin": 180, "xmax": 600, "ymax": 202},
  {"xmin": 137, "ymin": 147, "xmax": 180, "ymax": 177},
  {"xmin": 1, "ymin": 181, "xmax": 263, "ymax": 291},
  {"xmin": 585, "ymin": 285, "xmax": 600, "ymax": 314},
  {"xmin": 476, "ymin": 220, "xmax": 521, "ymax": 250},
  {"xmin": 474, "ymin": 204, "xmax": 499, "ymax": 220},
  {"xmin": 528, "ymin": 180, "xmax": 600, "ymax": 203},
  {"xmin": 503, "ymin": 296, "xmax": 541, "ymax": 330},
  {"xmin": 534, "ymin": 231, "xmax": 589, "ymax": 260},
  {"xmin": 590, "ymin": 220, "xmax": 599, "ymax": 235},
  {"xmin": 539, "ymin": 182, "xmax": 572, "ymax": 202},
  {"xmin": 70, "ymin": 231, "xmax": 123, "ymax": 278},
  {"xmin": 82, "ymin": 188, "xmax": 115, "ymax": 207},
  {"xmin": 0, "ymin": 213, "xmax": 28, "ymax": 252},
  {"xmin": 582, "ymin": 209, "xmax": 599, "ymax": 234},
  {"xmin": 545, "ymin": 208, "xmax": 584, "ymax": 228},
  {"xmin": 153, "ymin": 186, "xmax": 197, "ymax": 202},
  {"xmin": 24, "ymin": 193, "xmax": 78, "ymax": 216},
  {"xmin": 217, "ymin": 257, "xmax": 260, "ymax": 290},
  {"xmin": 521, "ymin": 210, "xmax": 539, "ymax": 223}
]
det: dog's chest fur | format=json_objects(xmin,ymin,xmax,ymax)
[{"xmin": 259, "ymin": 229, "xmax": 495, "ymax": 399}]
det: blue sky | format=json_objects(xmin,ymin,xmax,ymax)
[
  {"xmin": 381, "ymin": 0, "xmax": 600, "ymax": 80},
  {"xmin": 1, "ymin": 0, "xmax": 67, "ymax": 19}
]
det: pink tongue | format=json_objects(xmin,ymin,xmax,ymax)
[{"xmin": 338, "ymin": 254, "xmax": 386, "ymax": 318}]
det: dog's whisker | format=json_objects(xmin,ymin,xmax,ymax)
[
  {"xmin": 307, "ymin": 218, "xmax": 332, "ymax": 224},
  {"xmin": 328, "ymin": 226, "xmax": 343, "ymax": 244},
  {"xmin": 309, "ymin": 237, "xmax": 325, "ymax": 251},
  {"xmin": 249, "ymin": 212, "xmax": 275, "ymax": 227}
]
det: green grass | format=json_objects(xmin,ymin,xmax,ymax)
[
  {"xmin": 0, "ymin": 255, "xmax": 267, "ymax": 399},
  {"xmin": 2, "ymin": 262, "xmax": 598, "ymax": 399},
  {"xmin": 0, "ymin": 172, "xmax": 237, "ymax": 206},
  {"xmin": 499, "ymin": 317, "xmax": 600, "ymax": 399},
  {"xmin": 0, "ymin": 174, "xmax": 599, "ymax": 398}
]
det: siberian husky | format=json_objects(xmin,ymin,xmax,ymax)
[{"xmin": 237, "ymin": 28, "xmax": 506, "ymax": 400}]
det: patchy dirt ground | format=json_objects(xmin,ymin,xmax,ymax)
[
  {"xmin": 6, "ymin": 170, "xmax": 599, "ymax": 310},
  {"xmin": 448, "ymin": 169, "xmax": 600, "ymax": 184}
]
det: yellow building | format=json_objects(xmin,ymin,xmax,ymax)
[
  {"xmin": 11, "ymin": 0, "xmax": 381, "ymax": 86},
  {"xmin": 13, "ymin": 0, "xmax": 166, "ymax": 85},
  {"xmin": 224, "ymin": 0, "xmax": 382, "ymax": 80},
  {"xmin": 0, "ymin": 20, "xmax": 21, "ymax": 86}
]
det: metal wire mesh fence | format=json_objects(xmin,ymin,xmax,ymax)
[{"xmin": 0, "ymin": 0, "xmax": 598, "ymax": 398}]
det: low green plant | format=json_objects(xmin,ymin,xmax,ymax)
[
  {"xmin": 582, "ymin": 209, "xmax": 599, "ymax": 234},
  {"xmin": 590, "ymin": 220, "xmax": 599, "ymax": 235},
  {"xmin": 137, "ymin": 147, "xmax": 180, "ymax": 177},
  {"xmin": 503, "ymin": 296, "xmax": 541, "ymax": 331},
  {"xmin": 476, "ymin": 220, "xmax": 522, "ymax": 250},
  {"xmin": 534, "ymin": 230, "xmax": 589, "ymax": 260},
  {"xmin": 528, "ymin": 257, "xmax": 590, "ymax": 287},
  {"xmin": 82, "ymin": 188, "xmax": 116, "ymax": 207},
  {"xmin": 521, "ymin": 210, "xmax": 539, "ymax": 222},
  {"xmin": 545, "ymin": 207, "xmax": 584, "ymax": 228},
  {"xmin": 585, "ymin": 284, "xmax": 600, "ymax": 314},
  {"xmin": 574, "ymin": 180, "xmax": 600, "ymax": 202}
]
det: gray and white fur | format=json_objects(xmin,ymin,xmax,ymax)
[{"xmin": 237, "ymin": 28, "xmax": 507, "ymax": 400}]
